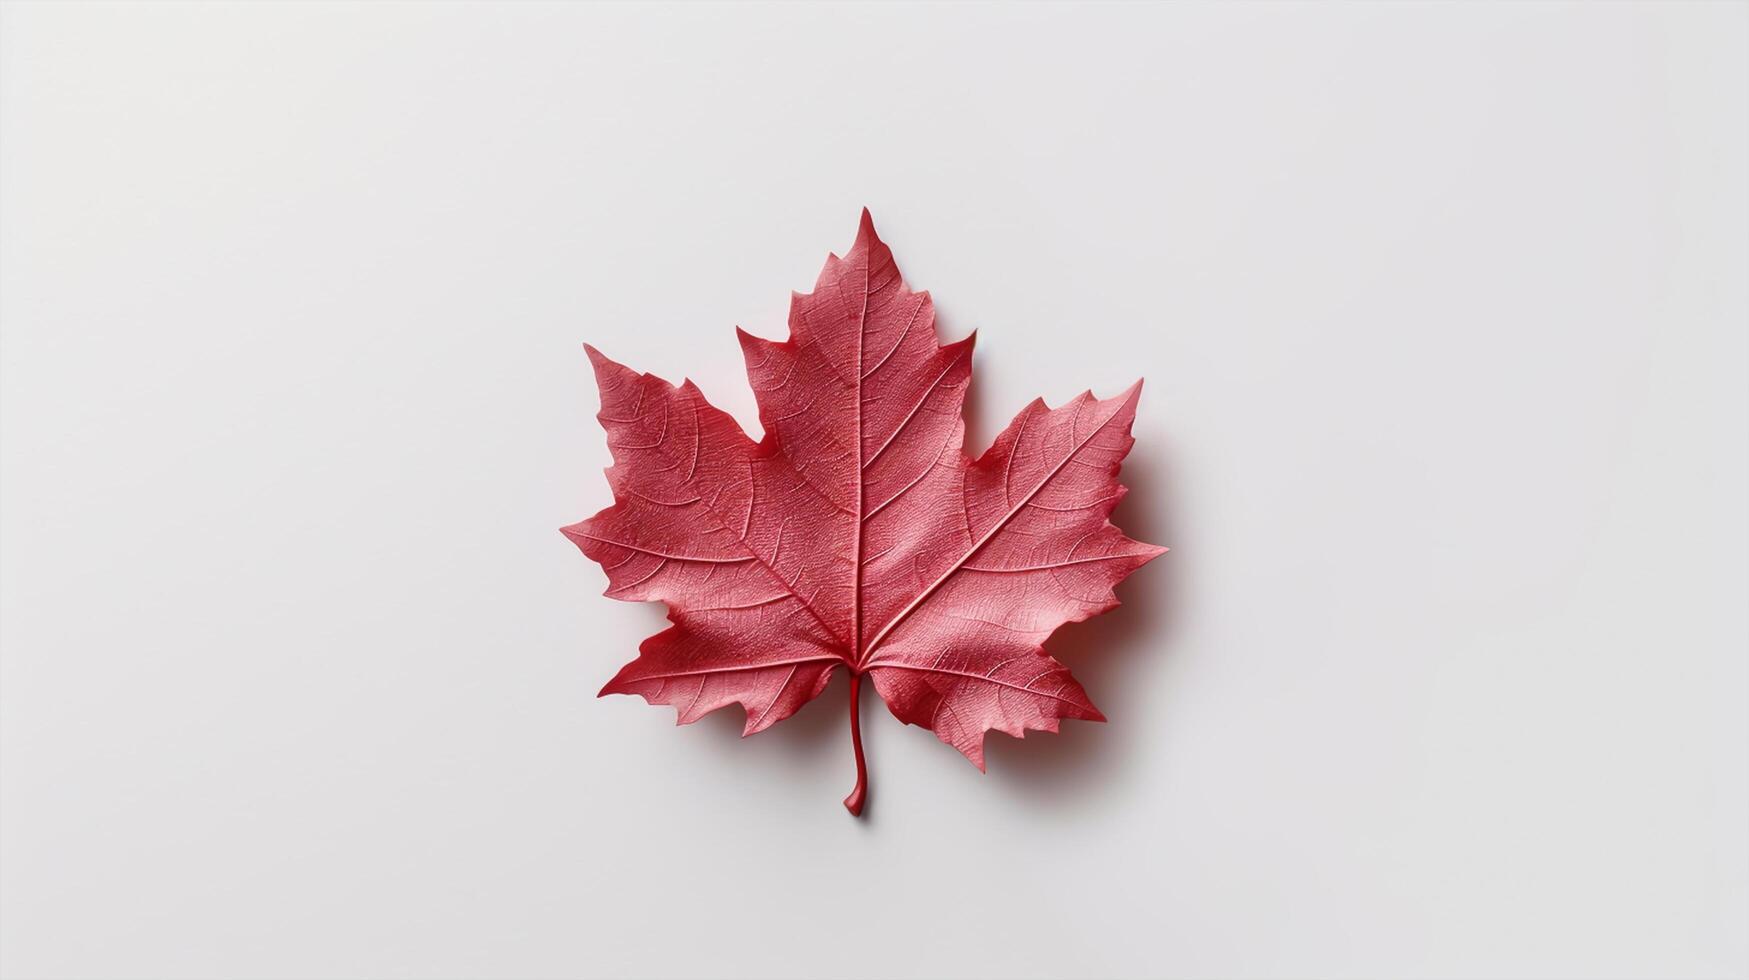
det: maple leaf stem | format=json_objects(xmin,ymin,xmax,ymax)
[{"xmin": 843, "ymin": 671, "xmax": 869, "ymax": 816}]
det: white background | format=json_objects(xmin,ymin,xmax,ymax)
[{"xmin": 2, "ymin": 3, "xmax": 1746, "ymax": 978}]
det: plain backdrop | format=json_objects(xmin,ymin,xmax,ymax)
[{"xmin": 2, "ymin": 3, "xmax": 1746, "ymax": 979}]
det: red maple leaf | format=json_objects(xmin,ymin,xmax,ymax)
[{"xmin": 563, "ymin": 211, "xmax": 1165, "ymax": 814}]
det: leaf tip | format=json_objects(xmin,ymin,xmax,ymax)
[
  {"xmin": 583, "ymin": 343, "xmax": 628, "ymax": 386},
  {"xmin": 738, "ymin": 706, "xmax": 770, "ymax": 738},
  {"xmin": 559, "ymin": 520, "xmax": 590, "ymax": 550},
  {"xmin": 854, "ymin": 207, "xmax": 882, "ymax": 250}
]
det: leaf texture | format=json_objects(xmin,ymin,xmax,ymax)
[{"xmin": 563, "ymin": 211, "xmax": 1164, "ymax": 810}]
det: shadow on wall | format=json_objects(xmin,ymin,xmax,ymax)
[{"xmin": 983, "ymin": 436, "xmax": 1177, "ymax": 813}]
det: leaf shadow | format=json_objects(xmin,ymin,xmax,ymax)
[
  {"xmin": 985, "ymin": 447, "xmax": 1177, "ymax": 812},
  {"xmin": 957, "ymin": 348, "xmax": 1183, "ymax": 816}
]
